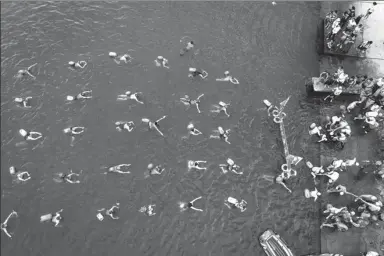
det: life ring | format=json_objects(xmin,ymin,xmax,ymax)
[
  {"xmin": 281, "ymin": 171, "xmax": 290, "ymax": 180},
  {"xmin": 281, "ymin": 164, "xmax": 289, "ymax": 172}
]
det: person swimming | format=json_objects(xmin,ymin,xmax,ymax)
[
  {"xmin": 145, "ymin": 163, "xmax": 165, "ymax": 178},
  {"xmin": 216, "ymin": 71, "xmax": 239, "ymax": 84},
  {"xmin": 188, "ymin": 67, "xmax": 208, "ymax": 79},
  {"xmin": 219, "ymin": 158, "xmax": 242, "ymax": 174},
  {"xmin": 210, "ymin": 126, "xmax": 231, "ymax": 144},
  {"xmin": 139, "ymin": 204, "xmax": 156, "ymax": 216},
  {"xmin": 19, "ymin": 129, "xmax": 42, "ymax": 141},
  {"xmin": 55, "ymin": 170, "xmax": 82, "ymax": 184},
  {"xmin": 40, "ymin": 209, "xmax": 63, "ymax": 227},
  {"xmin": 188, "ymin": 160, "xmax": 208, "ymax": 171},
  {"xmin": 97, "ymin": 203, "xmax": 120, "ymax": 220},
  {"xmin": 224, "ymin": 197, "xmax": 247, "ymax": 212},
  {"xmin": 9, "ymin": 166, "xmax": 31, "ymax": 182},
  {"xmin": 154, "ymin": 56, "xmax": 169, "ymax": 69},
  {"xmin": 63, "ymin": 126, "xmax": 85, "ymax": 136},
  {"xmin": 109, "ymin": 52, "xmax": 133, "ymax": 64},
  {"xmin": 66, "ymin": 90, "xmax": 92, "ymax": 101},
  {"xmin": 15, "ymin": 63, "xmax": 37, "ymax": 79},
  {"xmin": 117, "ymin": 91, "xmax": 144, "ymax": 104},
  {"xmin": 142, "ymin": 115, "xmax": 167, "ymax": 137},
  {"xmin": 178, "ymin": 196, "xmax": 203, "ymax": 212},
  {"xmin": 115, "ymin": 121, "xmax": 135, "ymax": 132},
  {"xmin": 187, "ymin": 123, "xmax": 202, "ymax": 136},
  {"xmin": 68, "ymin": 61, "xmax": 87, "ymax": 69},
  {"xmin": 180, "ymin": 94, "xmax": 204, "ymax": 114},
  {"xmin": 104, "ymin": 164, "xmax": 131, "ymax": 174},
  {"xmin": 304, "ymin": 187, "xmax": 321, "ymax": 201},
  {"xmin": 1, "ymin": 210, "xmax": 18, "ymax": 238},
  {"xmin": 14, "ymin": 97, "xmax": 32, "ymax": 108},
  {"xmin": 180, "ymin": 41, "xmax": 194, "ymax": 56},
  {"xmin": 210, "ymin": 101, "xmax": 230, "ymax": 117}
]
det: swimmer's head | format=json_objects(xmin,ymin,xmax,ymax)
[
  {"xmin": 147, "ymin": 163, "xmax": 154, "ymax": 170},
  {"xmin": 125, "ymin": 91, "xmax": 131, "ymax": 95},
  {"xmin": 189, "ymin": 67, "xmax": 196, "ymax": 72},
  {"xmin": 58, "ymin": 173, "xmax": 65, "ymax": 178},
  {"xmin": 109, "ymin": 52, "xmax": 117, "ymax": 57},
  {"xmin": 379, "ymin": 113, "xmax": 383, "ymax": 117},
  {"xmin": 376, "ymin": 161, "xmax": 382, "ymax": 166},
  {"xmin": 9, "ymin": 166, "xmax": 16, "ymax": 175},
  {"xmin": 187, "ymin": 123, "xmax": 194, "ymax": 130},
  {"xmin": 310, "ymin": 123, "xmax": 316, "ymax": 129},
  {"xmin": 19, "ymin": 129, "xmax": 28, "ymax": 137},
  {"xmin": 66, "ymin": 95, "xmax": 75, "ymax": 101},
  {"xmin": 340, "ymin": 192, "xmax": 344, "ymax": 195},
  {"xmin": 218, "ymin": 126, "xmax": 224, "ymax": 134},
  {"xmin": 178, "ymin": 201, "xmax": 186, "ymax": 209},
  {"xmin": 141, "ymin": 118, "xmax": 150, "ymax": 123},
  {"xmin": 227, "ymin": 158, "xmax": 234, "ymax": 166},
  {"xmin": 224, "ymin": 71, "xmax": 230, "ymax": 76},
  {"xmin": 326, "ymin": 203, "xmax": 332, "ymax": 209},
  {"xmin": 157, "ymin": 56, "xmax": 163, "ymax": 60},
  {"xmin": 218, "ymin": 101, "xmax": 226, "ymax": 107},
  {"xmin": 68, "ymin": 61, "xmax": 75, "ymax": 66},
  {"xmin": 14, "ymin": 97, "xmax": 23, "ymax": 103},
  {"xmin": 63, "ymin": 128, "xmax": 71, "ymax": 134},
  {"xmin": 317, "ymin": 192, "xmax": 322, "ymax": 196}
]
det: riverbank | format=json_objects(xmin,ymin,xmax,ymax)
[{"xmin": 319, "ymin": 1, "xmax": 384, "ymax": 255}]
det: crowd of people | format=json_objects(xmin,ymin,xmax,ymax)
[{"xmin": 325, "ymin": 2, "xmax": 377, "ymax": 54}]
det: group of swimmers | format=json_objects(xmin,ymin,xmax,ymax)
[{"xmin": 3, "ymin": 39, "xmax": 250, "ymax": 239}]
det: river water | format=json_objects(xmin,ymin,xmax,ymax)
[{"xmin": 1, "ymin": 2, "xmax": 323, "ymax": 255}]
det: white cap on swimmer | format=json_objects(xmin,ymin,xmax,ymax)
[
  {"xmin": 63, "ymin": 128, "xmax": 71, "ymax": 133},
  {"xmin": 310, "ymin": 123, "xmax": 316, "ymax": 129},
  {"xmin": 157, "ymin": 56, "xmax": 163, "ymax": 60},
  {"xmin": 9, "ymin": 166, "xmax": 16, "ymax": 175},
  {"xmin": 147, "ymin": 163, "xmax": 154, "ymax": 170},
  {"xmin": 219, "ymin": 101, "xmax": 226, "ymax": 107},
  {"xmin": 187, "ymin": 123, "xmax": 194, "ymax": 129},
  {"xmin": 109, "ymin": 52, "xmax": 117, "ymax": 57},
  {"xmin": 68, "ymin": 61, "xmax": 75, "ymax": 66},
  {"xmin": 14, "ymin": 97, "xmax": 23, "ymax": 103},
  {"xmin": 189, "ymin": 67, "xmax": 196, "ymax": 72},
  {"xmin": 218, "ymin": 126, "xmax": 224, "ymax": 134},
  {"xmin": 19, "ymin": 129, "xmax": 28, "ymax": 137},
  {"xmin": 67, "ymin": 95, "xmax": 74, "ymax": 101},
  {"xmin": 224, "ymin": 71, "xmax": 230, "ymax": 76}
]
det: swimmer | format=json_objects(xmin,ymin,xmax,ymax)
[
  {"xmin": 306, "ymin": 161, "xmax": 324, "ymax": 181},
  {"xmin": 51, "ymin": 209, "xmax": 63, "ymax": 227},
  {"xmin": 63, "ymin": 126, "xmax": 85, "ymax": 136},
  {"xmin": 154, "ymin": 56, "xmax": 169, "ymax": 69},
  {"xmin": 275, "ymin": 175, "xmax": 292, "ymax": 193},
  {"xmin": 188, "ymin": 160, "xmax": 208, "ymax": 171},
  {"xmin": 145, "ymin": 163, "xmax": 165, "ymax": 178},
  {"xmin": 9, "ymin": 166, "xmax": 31, "ymax": 182},
  {"xmin": 98, "ymin": 203, "xmax": 120, "ymax": 220},
  {"xmin": 347, "ymin": 101, "xmax": 360, "ymax": 112},
  {"xmin": 304, "ymin": 188, "xmax": 321, "ymax": 201},
  {"xmin": 210, "ymin": 126, "xmax": 231, "ymax": 144},
  {"xmin": 14, "ymin": 97, "xmax": 32, "ymax": 108},
  {"xmin": 104, "ymin": 164, "xmax": 131, "ymax": 174},
  {"xmin": 180, "ymin": 41, "xmax": 194, "ymax": 56},
  {"xmin": 66, "ymin": 90, "xmax": 92, "ymax": 101},
  {"xmin": 15, "ymin": 63, "xmax": 37, "ymax": 79},
  {"xmin": 317, "ymin": 134, "xmax": 328, "ymax": 143},
  {"xmin": 327, "ymin": 159, "xmax": 344, "ymax": 172},
  {"xmin": 224, "ymin": 197, "xmax": 247, "ymax": 212},
  {"xmin": 1, "ymin": 210, "xmax": 18, "ymax": 238},
  {"xmin": 117, "ymin": 91, "xmax": 144, "ymax": 104},
  {"xmin": 188, "ymin": 67, "xmax": 208, "ymax": 79},
  {"xmin": 179, "ymin": 196, "xmax": 203, "ymax": 212},
  {"xmin": 115, "ymin": 121, "xmax": 135, "ymax": 132},
  {"xmin": 342, "ymin": 158, "xmax": 359, "ymax": 168},
  {"xmin": 19, "ymin": 129, "xmax": 42, "ymax": 141},
  {"xmin": 187, "ymin": 123, "xmax": 202, "ymax": 136},
  {"xmin": 324, "ymin": 204, "xmax": 347, "ymax": 219},
  {"xmin": 309, "ymin": 123, "xmax": 322, "ymax": 136},
  {"xmin": 139, "ymin": 204, "xmax": 156, "ymax": 216},
  {"xmin": 216, "ymin": 71, "xmax": 239, "ymax": 84},
  {"xmin": 180, "ymin": 94, "xmax": 204, "ymax": 113},
  {"xmin": 57, "ymin": 170, "xmax": 82, "ymax": 184},
  {"xmin": 210, "ymin": 101, "xmax": 230, "ymax": 117},
  {"xmin": 68, "ymin": 60, "xmax": 87, "ymax": 69},
  {"xmin": 219, "ymin": 158, "xmax": 243, "ymax": 174},
  {"xmin": 142, "ymin": 115, "xmax": 167, "ymax": 137},
  {"xmin": 119, "ymin": 54, "xmax": 133, "ymax": 64}
]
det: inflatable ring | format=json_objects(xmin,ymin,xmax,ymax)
[
  {"xmin": 271, "ymin": 109, "xmax": 280, "ymax": 117},
  {"xmin": 281, "ymin": 164, "xmax": 289, "ymax": 172}
]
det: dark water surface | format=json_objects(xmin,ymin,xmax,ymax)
[{"xmin": 1, "ymin": 2, "xmax": 322, "ymax": 255}]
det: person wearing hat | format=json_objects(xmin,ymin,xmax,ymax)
[{"xmin": 210, "ymin": 101, "xmax": 230, "ymax": 117}]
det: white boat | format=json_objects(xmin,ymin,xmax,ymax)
[{"xmin": 259, "ymin": 229, "xmax": 295, "ymax": 256}]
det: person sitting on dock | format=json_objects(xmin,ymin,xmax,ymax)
[
  {"xmin": 364, "ymin": 2, "xmax": 377, "ymax": 19},
  {"xmin": 324, "ymin": 86, "xmax": 343, "ymax": 102},
  {"xmin": 323, "ymin": 204, "xmax": 347, "ymax": 219},
  {"xmin": 325, "ymin": 10, "xmax": 338, "ymax": 29},
  {"xmin": 320, "ymin": 216, "xmax": 349, "ymax": 232},
  {"xmin": 357, "ymin": 41, "xmax": 373, "ymax": 54}
]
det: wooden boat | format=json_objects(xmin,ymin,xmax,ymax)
[
  {"xmin": 259, "ymin": 229, "xmax": 295, "ymax": 256},
  {"xmin": 306, "ymin": 77, "xmax": 361, "ymax": 96}
]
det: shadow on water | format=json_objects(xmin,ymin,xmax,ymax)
[{"xmin": 1, "ymin": 2, "xmax": 323, "ymax": 256}]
